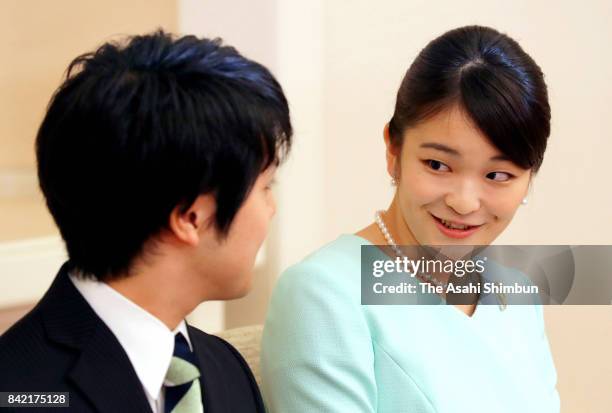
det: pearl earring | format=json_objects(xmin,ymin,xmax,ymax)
[
  {"xmin": 521, "ymin": 197, "xmax": 528, "ymax": 205},
  {"xmin": 391, "ymin": 178, "xmax": 397, "ymax": 186}
]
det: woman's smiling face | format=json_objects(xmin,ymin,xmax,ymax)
[{"xmin": 387, "ymin": 104, "xmax": 531, "ymax": 246}]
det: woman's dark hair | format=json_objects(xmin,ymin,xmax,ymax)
[
  {"xmin": 389, "ymin": 25, "xmax": 550, "ymax": 172},
  {"xmin": 36, "ymin": 30, "xmax": 292, "ymax": 280}
]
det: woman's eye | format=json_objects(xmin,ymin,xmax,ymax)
[
  {"xmin": 487, "ymin": 171, "xmax": 513, "ymax": 182},
  {"xmin": 426, "ymin": 160, "xmax": 450, "ymax": 172}
]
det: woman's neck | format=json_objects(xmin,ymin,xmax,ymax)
[
  {"xmin": 384, "ymin": 196, "xmax": 419, "ymax": 246},
  {"xmin": 354, "ymin": 196, "xmax": 418, "ymax": 246}
]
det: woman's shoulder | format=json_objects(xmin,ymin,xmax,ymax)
[
  {"xmin": 264, "ymin": 234, "xmax": 374, "ymax": 340},
  {"xmin": 272, "ymin": 234, "xmax": 376, "ymax": 306},
  {"xmin": 279, "ymin": 234, "xmax": 368, "ymax": 282}
]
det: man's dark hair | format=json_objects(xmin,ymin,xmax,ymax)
[
  {"xmin": 389, "ymin": 25, "xmax": 550, "ymax": 172},
  {"xmin": 36, "ymin": 30, "xmax": 292, "ymax": 281}
]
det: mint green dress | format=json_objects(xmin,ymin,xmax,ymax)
[{"xmin": 261, "ymin": 235, "xmax": 560, "ymax": 412}]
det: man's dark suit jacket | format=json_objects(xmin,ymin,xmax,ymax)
[{"xmin": 0, "ymin": 263, "xmax": 265, "ymax": 412}]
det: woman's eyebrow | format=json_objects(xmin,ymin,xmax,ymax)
[
  {"xmin": 419, "ymin": 142, "xmax": 511, "ymax": 162},
  {"xmin": 419, "ymin": 142, "xmax": 460, "ymax": 156}
]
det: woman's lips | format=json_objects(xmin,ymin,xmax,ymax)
[{"xmin": 430, "ymin": 213, "xmax": 483, "ymax": 239}]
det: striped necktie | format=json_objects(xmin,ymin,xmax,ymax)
[{"xmin": 164, "ymin": 332, "xmax": 204, "ymax": 413}]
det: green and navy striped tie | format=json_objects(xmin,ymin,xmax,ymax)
[{"xmin": 164, "ymin": 333, "xmax": 203, "ymax": 413}]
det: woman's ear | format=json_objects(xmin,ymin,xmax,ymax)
[
  {"xmin": 384, "ymin": 123, "xmax": 400, "ymax": 181},
  {"xmin": 167, "ymin": 194, "xmax": 216, "ymax": 246}
]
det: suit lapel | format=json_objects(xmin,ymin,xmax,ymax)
[
  {"xmin": 68, "ymin": 322, "xmax": 153, "ymax": 413},
  {"xmin": 41, "ymin": 263, "xmax": 153, "ymax": 413}
]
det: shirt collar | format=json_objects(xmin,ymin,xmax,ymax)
[{"xmin": 68, "ymin": 272, "xmax": 193, "ymax": 402}]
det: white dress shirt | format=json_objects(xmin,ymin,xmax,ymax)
[{"xmin": 69, "ymin": 272, "xmax": 196, "ymax": 413}]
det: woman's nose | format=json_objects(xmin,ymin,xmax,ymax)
[{"xmin": 444, "ymin": 184, "xmax": 481, "ymax": 216}]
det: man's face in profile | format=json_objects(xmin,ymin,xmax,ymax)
[{"xmin": 194, "ymin": 165, "xmax": 278, "ymax": 300}]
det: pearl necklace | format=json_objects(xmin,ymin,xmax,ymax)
[{"xmin": 374, "ymin": 210, "xmax": 448, "ymax": 289}]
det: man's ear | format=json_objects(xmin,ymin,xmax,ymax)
[
  {"xmin": 168, "ymin": 194, "xmax": 216, "ymax": 246},
  {"xmin": 384, "ymin": 123, "xmax": 400, "ymax": 180}
]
